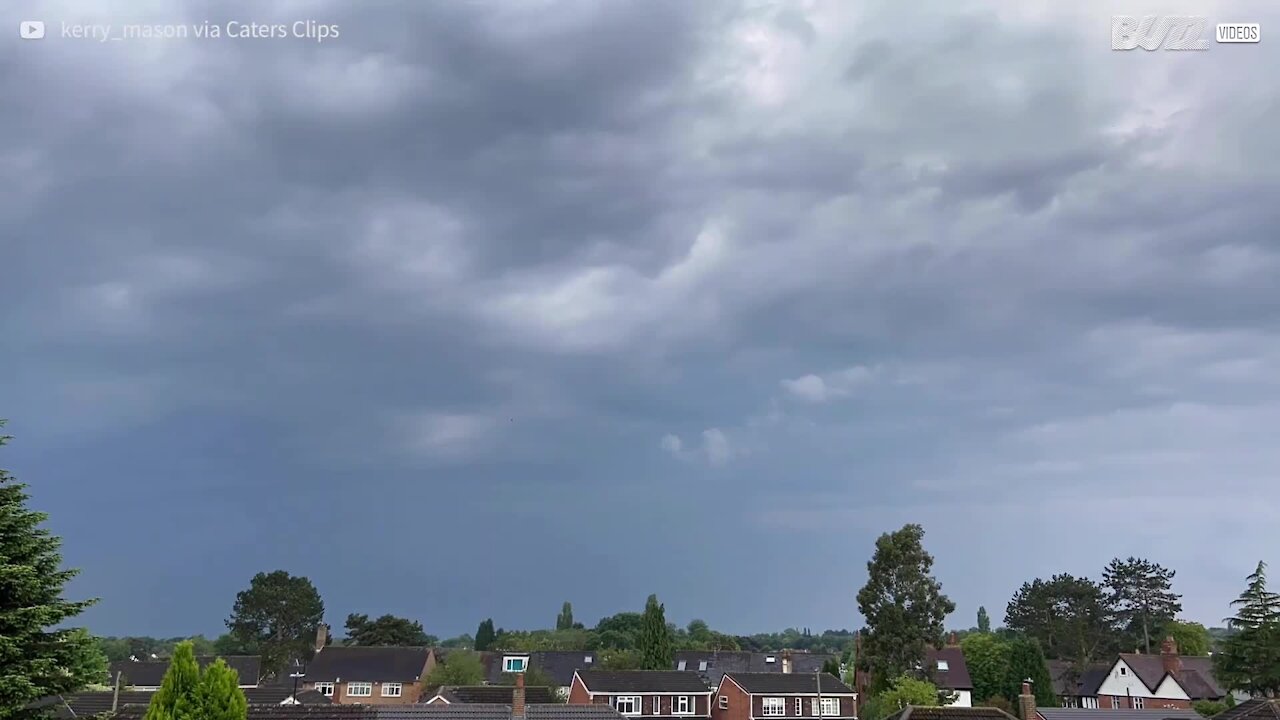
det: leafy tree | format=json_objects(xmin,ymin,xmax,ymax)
[
  {"xmin": 343, "ymin": 613, "xmax": 432, "ymax": 646},
  {"xmin": 440, "ymin": 634, "xmax": 474, "ymax": 649},
  {"xmin": 856, "ymin": 524, "xmax": 955, "ymax": 691},
  {"xmin": 961, "ymin": 633, "xmax": 1009, "ymax": 704},
  {"xmin": 1004, "ymin": 637, "xmax": 1056, "ymax": 707},
  {"xmin": 145, "ymin": 641, "xmax": 202, "ymax": 720},
  {"xmin": 862, "ymin": 675, "xmax": 940, "ymax": 720},
  {"xmin": 598, "ymin": 649, "xmax": 641, "ymax": 670},
  {"xmin": 595, "ymin": 612, "xmax": 644, "ymax": 650},
  {"xmin": 1214, "ymin": 562, "xmax": 1280, "ymax": 696},
  {"xmin": 97, "ymin": 636, "xmax": 134, "ymax": 663},
  {"xmin": 1102, "ymin": 557, "xmax": 1182, "ymax": 654},
  {"xmin": 213, "ymin": 633, "xmax": 258, "ymax": 656},
  {"xmin": 1192, "ymin": 701, "xmax": 1228, "ymax": 718},
  {"xmin": 822, "ymin": 658, "xmax": 842, "ymax": 676},
  {"xmin": 557, "ymin": 602, "xmax": 575, "ymax": 631},
  {"xmin": 425, "ymin": 650, "xmax": 486, "ymax": 687},
  {"xmin": 195, "ymin": 659, "xmax": 249, "ymax": 720},
  {"xmin": 977, "ymin": 607, "xmax": 992, "ymax": 634},
  {"xmin": 1166, "ymin": 620, "xmax": 1212, "ymax": 657},
  {"xmin": 475, "ymin": 619, "xmax": 496, "ymax": 651},
  {"xmin": 1006, "ymin": 574, "xmax": 1115, "ymax": 670},
  {"xmin": 498, "ymin": 666, "xmax": 564, "ymax": 701},
  {"xmin": 978, "ymin": 696, "xmax": 1015, "ymax": 715},
  {"xmin": 0, "ymin": 424, "xmax": 108, "ymax": 717},
  {"xmin": 639, "ymin": 594, "xmax": 674, "ymax": 670},
  {"xmin": 226, "ymin": 570, "xmax": 325, "ymax": 677}
]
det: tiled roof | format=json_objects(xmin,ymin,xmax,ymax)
[
  {"xmin": 431, "ymin": 686, "xmax": 559, "ymax": 704},
  {"xmin": 382, "ymin": 705, "xmax": 513, "ymax": 720},
  {"xmin": 464, "ymin": 651, "xmax": 602, "ymax": 687},
  {"xmin": 305, "ymin": 646, "xmax": 432, "ymax": 682},
  {"xmin": 1214, "ymin": 699, "xmax": 1280, "ymax": 720},
  {"xmin": 721, "ymin": 673, "xmax": 853, "ymax": 694},
  {"xmin": 1045, "ymin": 661, "xmax": 1109, "ymax": 697},
  {"xmin": 109, "ymin": 655, "xmax": 263, "ymax": 686},
  {"xmin": 673, "ymin": 652, "xmax": 838, "ymax": 686},
  {"xmin": 28, "ymin": 687, "xmax": 330, "ymax": 718},
  {"xmin": 926, "ymin": 648, "xmax": 973, "ymax": 691},
  {"xmin": 885, "ymin": 707, "xmax": 1018, "ymax": 720},
  {"xmin": 113, "ymin": 704, "xmax": 624, "ymax": 720},
  {"xmin": 525, "ymin": 706, "xmax": 629, "ymax": 720},
  {"xmin": 575, "ymin": 671, "xmax": 712, "ymax": 693},
  {"xmin": 1036, "ymin": 708, "xmax": 1205, "ymax": 720},
  {"xmin": 1117, "ymin": 655, "xmax": 1227, "ymax": 699}
]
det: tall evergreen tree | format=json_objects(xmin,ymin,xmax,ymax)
[
  {"xmin": 977, "ymin": 607, "xmax": 992, "ymax": 634},
  {"xmin": 557, "ymin": 602, "xmax": 575, "ymax": 631},
  {"xmin": 0, "ymin": 423, "xmax": 107, "ymax": 717},
  {"xmin": 856, "ymin": 524, "xmax": 955, "ymax": 691},
  {"xmin": 474, "ymin": 619, "xmax": 496, "ymax": 651},
  {"xmin": 1102, "ymin": 557, "xmax": 1182, "ymax": 653},
  {"xmin": 144, "ymin": 641, "xmax": 202, "ymax": 720},
  {"xmin": 1003, "ymin": 637, "xmax": 1056, "ymax": 707},
  {"xmin": 638, "ymin": 594, "xmax": 674, "ymax": 670},
  {"xmin": 195, "ymin": 659, "xmax": 248, "ymax": 720},
  {"xmin": 1214, "ymin": 562, "xmax": 1280, "ymax": 696}
]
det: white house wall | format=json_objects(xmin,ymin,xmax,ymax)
[
  {"xmin": 1095, "ymin": 660, "xmax": 1189, "ymax": 700},
  {"xmin": 947, "ymin": 691, "xmax": 972, "ymax": 708}
]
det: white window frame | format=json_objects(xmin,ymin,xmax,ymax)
[
  {"xmin": 382, "ymin": 682, "xmax": 402, "ymax": 698},
  {"xmin": 347, "ymin": 682, "xmax": 372, "ymax": 698},
  {"xmin": 1133, "ymin": 698, "xmax": 1144, "ymax": 710},
  {"xmin": 654, "ymin": 696, "xmax": 662, "ymax": 714},
  {"xmin": 762, "ymin": 698, "xmax": 786, "ymax": 717},
  {"xmin": 1111, "ymin": 697, "xmax": 1121, "ymax": 710},
  {"xmin": 504, "ymin": 656, "xmax": 529, "ymax": 673},
  {"xmin": 937, "ymin": 660, "xmax": 949, "ymax": 671},
  {"xmin": 796, "ymin": 699, "xmax": 804, "ymax": 716},
  {"xmin": 1119, "ymin": 667, "xmax": 1127, "ymax": 676},
  {"xmin": 675, "ymin": 697, "xmax": 692, "ymax": 715},
  {"xmin": 314, "ymin": 683, "xmax": 334, "ymax": 697},
  {"xmin": 615, "ymin": 696, "xmax": 642, "ymax": 715},
  {"xmin": 719, "ymin": 696, "xmax": 728, "ymax": 710},
  {"xmin": 1083, "ymin": 698, "xmax": 1099, "ymax": 709},
  {"xmin": 821, "ymin": 698, "xmax": 841, "ymax": 716},
  {"xmin": 699, "ymin": 661, "xmax": 708, "ymax": 672}
]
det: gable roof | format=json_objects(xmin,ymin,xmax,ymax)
[
  {"xmin": 1116, "ymin": 655, "xmax": 1227, "ymax": 700},
  {"xmin": 721, "ymin": 673, "xmax": 854, "ymax": 694},
  {"xmin": 925, "ymin": 648, "xmax": 972, "ymax": 691},
  {"xmin": 304, "ymin": 646, "xmax": 432, "ymax": 682},
  {"xmin": 885, "ymin": 707, "xmax": 1018, "ymax": 720},
  {"xmin": 109, "ymin": 655, "xmax": 263, "ymax": 686},
  {"xmin": 575, "ymin": 670, "xmax": 713, "ymax": 693},
  {"xmin": 467, "ymin": 650, "xmax": 603, "ymax": 687},
  {"xmin": 1213, "ymin": 699, "xmax": 1280, "ymax": 720},
  {"xmin": 430, "ymin": 686, "xmax": 559, "ymax": 704},
  {"xmin": 1036, "ymin": 709, "xmax": 1204, "ymax": 720},
  {"xmin": 1045, "ymin": 661, "xmax": 1109, "ymax": 697},
  {"xmin": 673, "ymin": 652, "xmax": 838, "ymax": 686}
]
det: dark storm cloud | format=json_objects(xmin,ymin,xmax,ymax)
[{"xmin": 3, "ymin": 0, "xmax": 1280, "ymax": 637}]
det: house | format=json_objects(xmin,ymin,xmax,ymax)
[
  {"xmin": 26, "ymin": 687, "xmax": 330, "ymax": 718},
  {"xmin": 476, "ymin": 651, "xmax": 605, "ymax": 698},
  {"xmin": 925, "ymin": 648, "xmax": 973, "ymax": 708},
  {"xmin": 1212, "ymin": 698, "xmax": 1280, "ymax": 720},
  {"xmin": 883, "ymin": 707, "xmax": 1019, "ymax": 720},
  {"xmin": 426, "ymin": 686, "xmax": 560, "ymax": 705},
  {"xmin": 673, "ymin": 652, "xmax": 839, "ymax": 688},
  {"xmin": 108, "ymin": 655, "xmax": 263, "ymax": 689},
  {"xmin": 567, "ymin": 670, "xmax": 714, "ymax": 716},
  {"xmin": 1020, "ymin": 678, "xmax": 1205, "ymax": 720},
  {"xmin": 1048, "ymin": 637, "xmax": 1230, "ymax": 711},
  {"xmin": 712, "ymin": 672, "xmax": 857, "ymax": 720},
  {"xmin": 301, "ymin": 641, "xmax": 433, "ymax": 704},
  {"xmin": 1045, "ymin": 661, "xmax": 1110, "ymax": 709}
]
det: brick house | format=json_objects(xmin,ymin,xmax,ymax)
[
  {"xmin": 1048, "ymin": 637, "xmax": 1230, "ymax": 711},
  {"xmin": 568, "ymin": 671, "xmax": 714, "ymax": 717},
  {"xmin": 712, "ymin": 673, "xmax": 856, "ymax": 720},
  {"xmin": 674, "ymin": 652, "xmax": 838, "ymax": 688},
  {"xmin": 300, "ymin": 626, "xmax": 433, "ymax": 705}
]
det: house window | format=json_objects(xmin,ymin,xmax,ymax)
[
  {"xmin": 719, "ymin": 696, "xmax": 728, "ymax": 710},
  {"xmin": 699, "ymin": 661, "xmax": 708, "ymax": 672},
  {"xmin": 1119, "ymin": 667, "xmax": 1127, "ymax": 676},
  {"xmin": 821, "ymin": 698, "xmax": 840, "ymax": 716},
  {"xmin": 504, "ymin": 656, "xmax": 528, "ymax": 673},
  {"xmin": 347, "ymin": 682, "xmax": 372, "ymax": 697},
  {"xmin": 383, "ymin": 683, "xmax": 402, "ymax": 698},
  {"xmin": 677, "ymin": 697, "xmax": 692, "ymax": 715},
  {"xmin": 1133, "ymin": 698, "xmax": 1144, "ymax": 710},
  {"xmin": 1083, "ymin": 698, "xmax": 1099, "ymax": 709},
  {"xmin": 314, "ymin": 683, "xmax": 334, "ymax": 697},
  {"xmin": 586, "ymin": 655, "xmax": 594, "ymax": 664},
  {"xmin": 615, "ymin": 697, "xmax": 641, "ymax": 715},
  {"xmin": 1111, "ymin": 697, "xmax": 1121, "ymax": 709},
  {"xmin": 654, "ymin": 697, "xmax": 662, "ymax": 714},
  {"xmin": 679, "ymin": 660, "xmax": 687, "ymax": 671},
  {"xmin": 796, "ymin": 699, "xmax": 804, "ymax": 715},
  {"xmin": 763, "ymin": 698, "xmax": 786, "ymax": 716},
  {"xmin": 937, "ymin": 661, "xmax": 949, "ymax": 671}
]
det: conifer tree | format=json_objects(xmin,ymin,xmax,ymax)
[
  {"xmin": 196, "ymin": 659, "xmax": 249, "ymax": 720},
  {"xmin": 638, "ymin": 594, "xmax": 674, "ymax": 670},
  {"xmin": 144, "ymin": 641, "xmax": 202, "ymax": 720},
  {"xmin": 1214, "ymin": 562, "xmax": 1280, "ymax": 696}
]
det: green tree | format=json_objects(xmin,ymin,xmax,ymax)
[
  {"xmin": 1005, "ymin": 574, "xmax": 1115, "ymax": 669},
  {"xmin": 1102, "ymin": 557, "xmax": 1183, "ymax": 654},
  {"xmin": 856, "ymin": 524, "xmax": 955, "ymax": 691},
  {"xmin": 1192, "ymin": 701, "xmax": 1228, "ymax": 718},
  {"xmin": 1214, "ymin": 562, "xmax": 1280, "ymax": 696},
  {"xmin": 862, "ymin": 675, "xmax": 940, "ymax": 720},
  {"xmin": 424, "ymin": 650, "xmax": 486, "ymax": 687},
  {"xmin": 498, "ymin": 666, "xmax": 565, "ymax": 702},
  {"xmin": 440, "ymin": 634, "xmax": 474, "ymax": 649},
  {"xmin": 343, "ymin": 613, "xmax": 432, "ymax": 646},
  {"xmin": 557, "ymin": 602, "xmax": 575, "ymax": 631},
  {"xmin": 822, "ymin": 658, "xmax": 842, "ymax": 676},
  {"xmin": 225, "ymin": 570, "xmax": 325, "ymax": 677},
  {"xmin": 598, "ymin": 649, "xmax": 641, "ymax": 669},
  {"xmin": 638, "ymin": 595, "xmax": 674, "ymax": 670},
  {"xmin": 475, "ymin": 619, "xmax": 496, "ymax": 651},
  {"xmin": 195, "ymin": 659, "xmax": 249, "ymax": 720},
  {"xmin": 144, "ymin": 641, "xmax": 202, "ymax": 720},
  {"xmin": 1004, "ymin": 637, "xmax": 1056, "ymax": 707},
  {"xmin": 213, "ymin": 633, "xmax": 258, "ymax": 656},
  {"xmin": 960, "ymin": 633, "xmax": 1009, "ymax": 704},
  {"xmin": 977, "ymin": 607, "xmax": 992, "ymax": 634},
  {"xmin": 1166, "ymin": 620, "xmax": 1212, "ymax": 657},
  {"xmin": 0, "ymin": 424, "xmax": 107, "ymax": 717},
  {"xmin": 595, "ymin": 612, "xmax": 644, "ymax": 650},
  {"xmin": 978, "ymin": 696, "xmax": 1015, "ymax": 715}
]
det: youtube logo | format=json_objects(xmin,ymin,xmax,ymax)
[{"xmin": 19, "ymin": 20, "xmax": 45, "ymax": 39}]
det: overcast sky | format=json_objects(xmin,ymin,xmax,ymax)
[{"xmin": 3, "ymin": 0, "xmax": 1279, "ymax": 640}]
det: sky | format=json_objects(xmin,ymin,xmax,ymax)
[{"xmin": 3, "ymin": 0, "xmax": 1279, "ymax": 640}]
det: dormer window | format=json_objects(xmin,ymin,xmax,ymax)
[
  {"xmin": 699, "ymin": 661, "xmax": 708, "ymax": 672},
  {"xmin": 937, "ymin": 660, "xmax": 949, "ymax": 671},
  {"xmin": 765, "ymin": 656, "xmax": 776, "ymax": 664},
  {"xmin": 504, "ymin": 656, "xmax": 528, "ymax": 673},
  {"xmin": 678, "ymin": 660, "xmax": 687, "ymax": 670},
  {"xmin": 585, "ymin": 655, "xmax": 594, "ymax": 664}
]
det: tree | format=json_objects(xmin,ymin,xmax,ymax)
[
  {"xmin": 1004, "ymin": 637, "xmax": 1056, "ymax": 707},
  {"xmin": 961, "ymin": 633, "xmax": 1009, "ymax": 705},
  {"xmin": 475, "ymin": 619, "xmax": 496, "ymax": 651},
  {"xmin": 213, "ymin": 633, "xmax": 258, "ymax": 656},
  {"xmin": 977, "ymin": 607, "xmax": 992, "ymax": 634},
  {"xmin": 195, "ymin": 659, "xmax": 249, "ymax": 720},
  {"xmin": 557, "ymin": 602, "xmax": 575, "ymax": 631},
  {"xmin": 1005, "ymin": 574, "xmax": 1116, "ymax": 669},
  {"xmin": 145, "ymin": 641, "xmax": 202, "ymax": 720},
  {"xmin": 595, "ymin": 612, "xmax": 645, "ymax": 650},
  {"xmin": 424, "ymin": 650, "xmax": 486, "ymax": 687},
  {"xmin": 598, "ymin": 649, "xmax": 641, "ymax": 670},
  {"xmin": 1192, "ymin": 701, "xmax": 1228, "ymax": 718},
  {"xmin": 978, "ymin": 696, "xmax": 1015, "ymax": 715},
  {"xmin": 0, "ymin": 424, "xmax": 107, "ymax": 717},
  {"xmin": 639, "ymin": 595, "xmax": 674, "ymax": 670},
  {"xmin": 856, "ymin": 524, "xmax": 955, "ymax": 691},
  {"xmin": 1166, "ymin": 621, "xmax": 1212, "ymax": 657},
  {"xmin": 498, "ymin": 666, "xmax": 564, "ymax": 702},
  {"xmin": 822, "ymin": 658, "xmax": 842, "ymax": 676},
  {"xmin": 1214, "ymin": 562, "xmax": 1280, "ymax": 696},
  {"xmin": 1102, "ymin": 557, "xmax": 1182, "ymax": 654},
  {"xmin": 226, "ymin": 570, "xmax": 325, "ymax": 677},
  {"xmin": 861, "ymin": 675, "xmax": 940, "ymax": 720},
  {"xmin": 343, "ymin": 613, "xmax": 432, "ymax": 646},
  {"xmin": 440, "ymin": 634, "xmax": 474, "ymax": 649}
]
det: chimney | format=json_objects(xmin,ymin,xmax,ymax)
[
  {"xmin": 947, "ymin": 632, "xmax": 958, "ymax": 648},
  {"xmin": 315, "ymin": 624, "xmax": 329, "ymax": 653},
  {"xmin": 1161, "ymin": 637, "xmax": 1182, "ymax": 675},
  {"xmin": 782, "ymin": 650, "xmax": 793, "ymax": 674},
  {"xmin": 1018, "ymin": 681, "xmax": 1037, "ymax": 720},
  {"xmin": 513, "ymin": 670, "xmax": 526, "ymax": 718}
]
